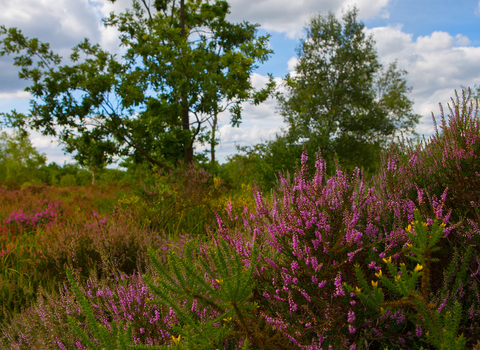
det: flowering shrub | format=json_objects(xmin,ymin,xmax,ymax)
[
  {"xmin": 5, "ymin": 200, "xmax": 59, "ymax": 234},
  {"xmin": 1, "ymin": 91, "xmax": 480, "ymax": 349}
]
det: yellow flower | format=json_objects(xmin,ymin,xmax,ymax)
[
  {"xmin": 406, "ymin": 224, "xmax": 412, "ymax": 232},
  {"xmin": 155, "ymin": 277, "xmax": 161, "ymax": 283},
  {"xmin": 394, "ymin": 275, "xmax": 401, "ymax": 282},
  {"xmin": 414, "ymin": 264, "xmax": 424, "ymax": 272},
  {"xmin": 380, "ymin": 307, "xmax": 385, "ymax": 314},
  {"xmin": 253, "ymin": 302, "xmax": 259, "ymax": 308},
  {"xmin": 355, "ymin": 287, "xmax": 362, "ymax": 293},
  {"xmin": 440, "ymin": 223, "xmax": 446, "ymax": 228},
  {"xmin": 400, "ymin": 263, "xmax": 405, "ymax": 267},
  {"xmin": 375, "ymin": 270, "xmax": 383, "ymax": 278},
  {"xmin": 371, "ymin": 281, "xmax": 378, "ymax": 288},
  {"xmin": 223, "ymin": 317, "xmax": 232, "ymax": 322},
  {"xmin": 171, "ymin": 335, "xmax": 181, "ymax": 345},
  {"xmin": 215, "ymin": 279, "xmax": 223, "ymax": 284},
  {"xmin": 382, "ymin": 256, "xmax": 392, "ymax": 264}
]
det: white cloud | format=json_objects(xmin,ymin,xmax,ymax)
[
  {"xmin": 227, "ymin": 0, "xmax": 391, "ymax": 38},
  {"xmin": 0, "ymin": 91, "xmax": 31, "ymax": 100},
  {"xmin": 287, "ymin": 57, "xmax": 299, "ymax": 72},
  {"xmin": 455, "ymin": 34, "xmax": 471, "ymax": 46},
  {"xmin": 369, "ymin": 25, "xmax": 480, "ymax": 137}
]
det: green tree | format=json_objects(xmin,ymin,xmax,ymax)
[
  {"xmin": 0, "ymin": 0, "xmax": 274, "ymax": 169},
  {"xmin": 0, "ymin": 131, "xmax": 46, "ymax": 186},
  {"xmin": 276, "ymin": 7, "xmax": 420, "ymax": 174}
]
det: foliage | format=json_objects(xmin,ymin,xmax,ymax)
[
  {"xmin": 0, "ymin": 0, "xmax": 274, "ymax": 168},
  {"xmin": 275, "ymin": 7, "xmax": 420, "ymax": 175},
  {"xmin": 0, "ymin": 131, "xmax": 46, "ymax": 188},
  {"xmin": 1, "ymin": 91, "xmax": 480, "ymax": 349}
]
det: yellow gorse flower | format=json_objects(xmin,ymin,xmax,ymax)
[
  {"xmin": 215, "ymin": 279, "xmax": 223, "ymax": 284},
  {"xmin": 394, "ymin": 275, "xmax": 401, "ymax": 282},
  {"xmin": 375, "ymin": 270, "xmax": 383, "ymax": 278},
  {"xmin": 371, "ymin": 281, "xmax": 378, "ymax": 288},
  {"xmin": 171, "ymin": 335, "xmax": 181, "ymax": 345},
  {"xmin": 223, "ymin": 317, "xmax": 232, "ymax": 322},
  {"xmin": 382, "ymin": 256, "xmax": 392, "ymax": 264},
  {"xmin": 355, "ymin": 287, "xmax": 361, "ymax": 293},
  {"xmin": 414, "ymin": 264, "xmax": 424, "ymax": 272}
]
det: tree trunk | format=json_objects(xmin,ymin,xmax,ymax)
[
  {"xmin": 180, "ymin": 0, "xmax": 193, "ymax": 163},
  {"xmin": 211, "ymin": 109, "xmax": 218, "ymax": 167}
]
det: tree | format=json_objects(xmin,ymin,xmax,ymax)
[
  {"xmin": 276, "ymin": 7, "xmax": 420, "ymax": 173},
  {"xmin": 0, "ymin": 131, "xmax": 46, "ymax": 186},
  {"xmin": 0, "ymin": 0, "xmax": 274, "ymax": 169}
]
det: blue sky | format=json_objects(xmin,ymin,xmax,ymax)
[{"xmin": 1, "ymin": 0, "xmax": 480, "ymax": 165}]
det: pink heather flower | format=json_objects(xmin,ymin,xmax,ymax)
[
  {"xmin": 348, "ymin": 325, "xmax": 356, "ymax": 334},
  {"xmin": 318, "ymin": 280, "xmax": 327, "ymax": 288},
  {"xmin": 349, "ymin": 344, "xmax": 357, "ymax": 350},
  {"xmin": 333, "ymin": 272, "xmax": 345, "ymax": 297},
  {"xmin": 312, "ymin": 275, "xmax": 318, "ymax": 284},
  {"xmin": 291, "ymin": 260, "xmax": 300, "ymax": 273},
  {"xmin": 288, "ymin": 294, "xmax": 297, "ymax": 312},
  {"xmin": 415, "ymin": 324, "xmax": 422, "ymax": 337},
  {"xmin": 347, "ymin": 310, "xmax": 355, "ymax": 323}
]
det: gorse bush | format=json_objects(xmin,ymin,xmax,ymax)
[{"xmin": 1, "ymin": 91, "xmax": 480, "ymax": 349}]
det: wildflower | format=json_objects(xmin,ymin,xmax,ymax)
[
  {"xmin": 171, "ymin": 335, "xmax": 181, "ymax": 345},
  {"xmin": 375, "ymin": 270, "xmax": 382, "ymax": 278},
  {"xmin": 394, "ymin": 275, "xmax": 401, "ymax": 282},
  {"xmin": 223, "ymin": 317, "xmax": 232, "ymax": 322},
  {"xmin": 371, "ymin": 281, "xmax": 378, "ymax": 288},
  {"xmin": 215, "ymin": 279, "xmax": 223, "ymax": 284},
  {"xmin": 406, "ymin": 224, "xmax": 412, "ymax": 232},
  {"xmin": 414, "ymin": 264, "xmax": 424, "ymax": 272},
  {"xmin": 355, "ymin": 287, "xmax": 361, "ymax": 293},
  {"xmin": 382, "ymin": 256, "xmax": 392, "ymax": 264}
]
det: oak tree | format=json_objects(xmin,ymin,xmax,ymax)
[{"xmin": 0, "ymin": 0, "xmax": 274, "ymax": 169}]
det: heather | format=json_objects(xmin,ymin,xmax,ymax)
[{"xmin": 1, "ymin": 92, "xmax": 480, "ymax": 349}]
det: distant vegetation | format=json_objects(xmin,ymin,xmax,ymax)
[
  {"xmin": 1, "ymin": 0, "xmax": 479, "ymax": 349},
  {"xmin": 0, "ymin": 91, "xmax": 479, "ymax": 349}
]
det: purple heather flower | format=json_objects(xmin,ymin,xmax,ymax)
[
  {"xmin": 348, "ymin": 325, "xmax": 356, "ymax": 334},
  {"xmin": 347, "ymin": 310, "xmax": 355, "ymax": 323},
  {"xmin": 415, "ymin": 324, "xmax": 422, "ymax": 337}
]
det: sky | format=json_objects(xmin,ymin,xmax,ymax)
[{"xmin": 1, "ymin": 0, "xmax": 480, "ymax": 165}]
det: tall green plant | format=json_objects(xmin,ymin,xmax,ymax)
[
  {"xmin": 63, "ymin": 237, "xmax": 261, "ymax": 349},
  {"xmin": 347, "ymin": 210, "xmax": 467, "ymax": 350}
]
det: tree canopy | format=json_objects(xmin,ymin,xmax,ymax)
[
  {"xmin": 0, "ymin": 0, "xmax": 274, "ymax": 169},
  {"xmin": 273, "ymin": 7, "xmax": 420, "ymax": 174}
]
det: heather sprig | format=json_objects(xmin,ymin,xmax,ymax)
[
  {"xmin": 142, "ymin": 238, "xmax": 260, "ymax": 349},
  {"xmin": 65, "ymin": 266, "xmax": 139, "ymax": 350},
  {"xmin": 348, "ymin": 213, "xmax": 467, "ymax": 349}
]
